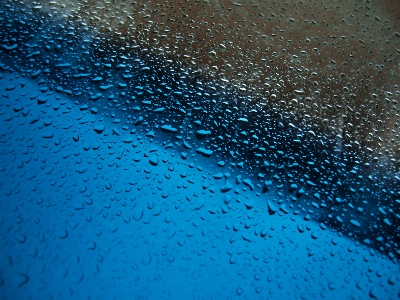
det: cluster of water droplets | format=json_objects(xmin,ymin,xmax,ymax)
[{"xmin": 0, "ymin": 0, "xmax": 399, "ymax": 299}]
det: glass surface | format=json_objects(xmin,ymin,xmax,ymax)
[{"xmin": 0, "ymin": 0, "xmax": 399, "ymax": 299}]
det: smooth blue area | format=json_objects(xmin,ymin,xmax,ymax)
[{"xmin": 0, "ymin": 67, "xmax": 399, "ymax": 300}]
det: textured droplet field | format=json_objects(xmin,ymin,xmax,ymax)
[{"xmin": 0, "ymin": 0, "xmax": 399, "ymax": 299}]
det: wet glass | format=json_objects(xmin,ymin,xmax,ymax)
[{"xmin": 0, "ymin": 0, "xmax": 399, "ymax": 299}]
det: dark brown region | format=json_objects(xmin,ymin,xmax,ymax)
[{"xmin": 68, "ymin": 0, "xmax": 400, "ymax": 170}]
